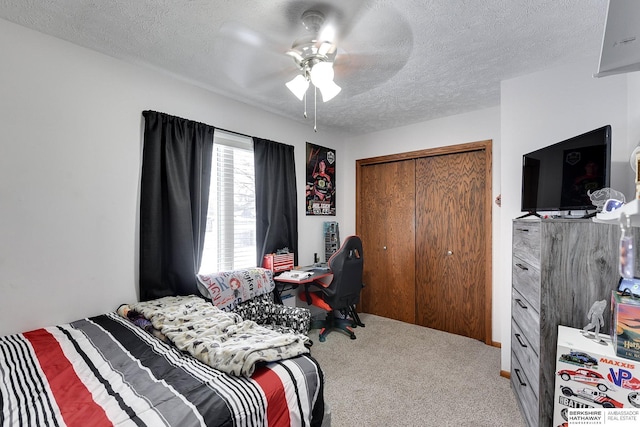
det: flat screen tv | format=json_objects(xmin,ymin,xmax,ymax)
[{"xmin": 521, "ymin": 125, "xmax": 611, "ymax": 216}]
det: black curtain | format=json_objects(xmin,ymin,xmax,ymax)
[
  {"xmin": 139, "ymin": 111, "xmax": 215, "ymax": 300},
  {"xmin": 253, "ymin": 138, "xmax": 298, "ymax": 266}
]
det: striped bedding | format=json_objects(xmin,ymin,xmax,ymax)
[{"xmin": 0, "ymin": 312, "xmax": 324, "ymax": 427}]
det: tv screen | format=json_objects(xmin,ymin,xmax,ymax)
[{"xmin": 521, "ymin": 125, "xmax": 611, "ymax": 213}]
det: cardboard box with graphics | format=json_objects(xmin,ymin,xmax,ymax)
[
  {"xmin": 611, "ymin": 291, "xmax": 640, "ymax": 362},
  {"xmin": 554, "ymin": 326, "xmax": 640, "ymax": 426}
]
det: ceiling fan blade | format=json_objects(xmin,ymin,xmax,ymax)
[
  {"xmin": 214, "ymin": 21, "xmax": 294, "ymax": 91},
  {"xmin": 332, "ymin": 51, "xmax": 410, "ymax": 98},
  {"xmin": 330, "ymin": 4, "xmax": 413, "ymax": 97}
]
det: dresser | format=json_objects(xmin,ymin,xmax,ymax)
[{"xmin": 510, "ymin": 219, "xmax": 635, "ymax": 427}]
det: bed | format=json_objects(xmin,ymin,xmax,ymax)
[{"xmin": 0, "ymin": 296, "xmax": 325, "ymax": 427}]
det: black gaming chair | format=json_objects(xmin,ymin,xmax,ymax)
[{"xmin": 300, "ymin": 235, "xmax": 365, "ymax": 342}]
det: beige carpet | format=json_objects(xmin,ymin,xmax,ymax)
[{"xmin": 309, "ymin": 313, "xmax": 526, "ymax": 427}]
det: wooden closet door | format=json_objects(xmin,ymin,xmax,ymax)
[
  {"xmin": 415, "ymin": 150, "xmax": 487, "ymax": 341},
  {"xmin": 359, "ymin": 160, "xmax": 416, "ymax": 323}
]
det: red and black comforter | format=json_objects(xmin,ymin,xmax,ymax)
[{"xmin": 0, "ymin": 312, "xmax": 324, "ymax": 426}]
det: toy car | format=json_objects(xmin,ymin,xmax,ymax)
[
  {"xmin": 558, "ymin": 368, "xmax": 610, "ymax": 391},
  {"xmin": 560, "ymin": 351, "xmax": 598, "ymax": 367},
  {"xmin": 560, "ymin": 386, "xmax": 623, "ymax": 408}
]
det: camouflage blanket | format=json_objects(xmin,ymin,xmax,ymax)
[{"xmin": 129, "ymin": 295, "xmax": 309, "ymax": 377}]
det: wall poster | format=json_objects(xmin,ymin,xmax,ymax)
[{"xmin": 306, "ymin": 142, "xmax": 336, "ymax": 216}]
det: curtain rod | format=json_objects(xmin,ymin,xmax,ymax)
[
  {"xmin": 215, "ymin": 127, "xmax": 253, "ymax": 139},
  {"xmin": 143, "ymin": 110, "xmax": 281, "ymax": 143},
  {"xmin": 143, "ymin": 110, "xmax": 251, "ymax": 139}
]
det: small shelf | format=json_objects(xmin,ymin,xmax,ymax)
[{"xmin": 593, "ymin": 199, "xmax": 640, "ymax": 227}]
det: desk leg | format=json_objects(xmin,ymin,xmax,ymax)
[{"xmin": 273, "ymin": 285, "xmax": 283, "ymax": 304}]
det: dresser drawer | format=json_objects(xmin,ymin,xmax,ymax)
[
  {"xmin": 511, "ymin": 319, "xmax": 539, "ymax": 394},
  {"xmin": 512, "ymin": 288, "xmax": 540, "ymax": 354},
  {"xmin": 512, "ymin": 257, "xmax": 540, "ymax": 313},
  {"xmin": 512, "ymin": 352, "xmax": 539, "ymax": 427},
  {"xmin": 513, "ymin": 221, "xmax": 540, "ymax": 265}
]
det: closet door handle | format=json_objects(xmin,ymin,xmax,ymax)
[
  {"xmin": 514, "ymin": 368, "xmax": 527, "ymax": 386},
  {"xmin": 515, "ymin": 333, "xmax": 528, "ymax": 348},
  {"xmin": 515, "ymin": 299, "xmax": 528, "ymax": 309},
  {"xmin": 515, "ymin": 263, "xmax": 528, "ymax": 271}
]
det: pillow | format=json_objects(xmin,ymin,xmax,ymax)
[{"xmin": 196, "ymin": 267, "xmax": 275, "ymax": 311}]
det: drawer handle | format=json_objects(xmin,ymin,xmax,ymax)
[
  {"xmin": 515, "ymin": 298, "xmax": 528, "ymax": 309},
  {"xmin": 514, "ymin": 368, "xmax": 527, "ymax": 386},
  {"xmin": 516, "ymin": 228, "xmax": 529, "ymax": 233},
  {"xmin": 515, "ymin": 333, "xmax": 528, "ymax": 348},
  {"xmin": 515, "ymin": 263, "xmax": 529, "ymax": 271}
]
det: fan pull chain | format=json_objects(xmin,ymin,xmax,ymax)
[
  {"xmin": 314, "ymin": 85, "xmax": 318, "ymax": 132},
  {"xmin": 303, "ymin": 91, "xmax": 307, "ymax": 119}
]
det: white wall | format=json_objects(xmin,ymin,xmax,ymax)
[
  {"xmin": 343, "ymin": 106, "xmax": 503, "ymax": 343},
  {"xmin": 500, "ymin": 60, "xmax": 634, "ymax": 370},
  {"xmin": 0, "ymin": 18, "xmax": 349, "ymax": 336}
]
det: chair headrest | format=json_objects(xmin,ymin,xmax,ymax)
[{"xmin": 328, "ymin": 235, "xmax": 363, "ymax": 268}]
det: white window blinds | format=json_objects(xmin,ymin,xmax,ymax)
[{"xmin": 199, "ymin": 130, "xmax": 256, "ymax": 274}]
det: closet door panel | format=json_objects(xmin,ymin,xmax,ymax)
[
  {"xmin": 360, "ymin": 160, "xmax": 416, "ymax": 323},
  {"xmin": 415, "ymin": 150, "xmax": 487, "ymax": 341}
]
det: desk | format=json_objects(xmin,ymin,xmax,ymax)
[{"xmin": 273, "ymin": 267, "xmax": 332, "ymax": 304}]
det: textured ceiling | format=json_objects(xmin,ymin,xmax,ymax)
[{"xmin": 0, "ymin": 0, "xmax": 608, "ymax": 135}]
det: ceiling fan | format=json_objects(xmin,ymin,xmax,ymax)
[
  {"xmin": 284, "ymin": 9, "xmax": 342, "ymax": 103},
  {"xmin": 213, "ymin": 1, "xmax": 413, "ymax": 130}
]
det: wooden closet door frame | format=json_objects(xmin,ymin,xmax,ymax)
[{"xmin": 356, "ymin": 140, "xmax": 493, "ymax": 345}]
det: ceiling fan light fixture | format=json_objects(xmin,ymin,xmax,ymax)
[
  {"xmin": 309, "ymin": 61, "xmax": 341, "ymax": 102},
  {"xmin": 317, "ymin": 79, "xmax": 342, "ymax": 102},
  {"xmin": 309, "ymin": 61, "xmax": 334, "ymax": 86},
  {"xmin": 285, "ymin": 74, "xmax": 309, "ymax": 100},
  {"xmin": 285, "ymin": 8, "xmax": 345, "ymax": 129}
]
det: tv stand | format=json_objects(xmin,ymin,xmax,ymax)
[
  {"xmin": 516, "ymin": 211, "xmax": 598, "ymax": 220},
  {"xmin": 516, "ymin": 211, "xmax": 541, "ymax": 219},
  {"xmin": 564, "ymin": 210, "xmax": 597, "ymax": 219}
]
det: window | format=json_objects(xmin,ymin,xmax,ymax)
[{"xmin": 199, "ymin": 130, "xmax": 256, "ymax": 274}]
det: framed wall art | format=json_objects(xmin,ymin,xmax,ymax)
[{"xmin": 305, "ymin": 142, "xmax": 336, "ymax": 216}]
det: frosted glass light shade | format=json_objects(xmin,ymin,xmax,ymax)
[
  {"xmin": 318, "ymin": 79, "xmax": 341, "ymax": 102},
  {"xmin": 285, "ymin": 75, "xmax": 309, "ymax": 100},
  {"xmin": 309, "ymin": 61, "xmax": 334, "ymax": 86},
  {"xmin": 309, "ymin": 61, "xmax": 341, "ymax": 102}
]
